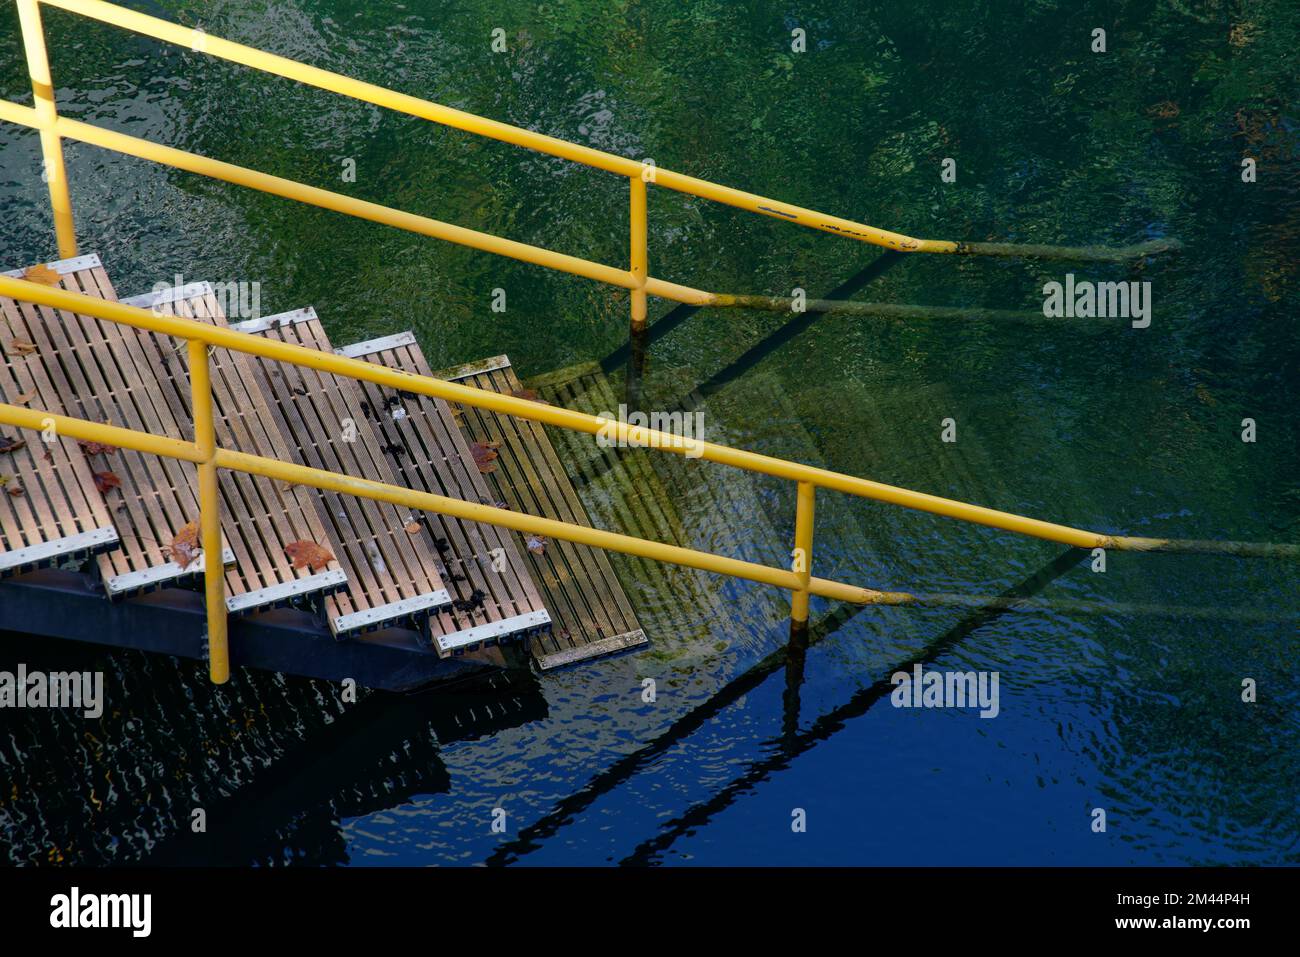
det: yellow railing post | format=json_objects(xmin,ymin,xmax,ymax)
[
  {"xmin": 16, "ymin": 0, "xmax": 77, "ymax": 258},
  {"xmin": 187, "ymin": 340, "xmax": 228, "ymax": 684},
  {"xmin": 629, "ymin": 175, "xmax": 648, "ymax": 332},
  {"xmin": 791, "ymin": 481, "xmax": 815, "ymax": 628}
]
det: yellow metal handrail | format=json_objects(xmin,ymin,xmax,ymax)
[
  {"xmin": 0, "ymin": 0, "xmax": 1285, "ymax": 685},
  {"xmin": 9, "ymin": 0, "xmax": 1176, "ymax": 327}
]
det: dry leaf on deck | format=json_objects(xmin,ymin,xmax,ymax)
[
  {"xmin": 470, "ymin": 440, "xmax": 501, "ymax": 473},
  {"xmin": 92, "ymin": 471, "xmax": 122, "ymax": 495},
  {"xmin": 510, "ymin": 388, "xmax": 550, "ymax": 405},
  {"xmin": 169, "ymin": 521, "xmax": 202, "ymax": 569},
  {"xmin": 0, "ymin": 435, "xmax": 26, "ymax": 454},
  {"xmin": 6, "ymin": 483, "xmax": 24, "ymax": 497},
  {"xmin": 525, "ymin": 534, "xmax": 547, "ymax": 555},
  {"xmin": 284, "ymin": 540, "xmax": 335, "ymax": 571},
  {"xmin": 404, "ymin": 521, "xmax": 422, "ymax": 534},
  {"xmin": 5, "ymin": 340, "xmax": 38, "ymax": 357},
  {"xmin": 11, "ymin": 390, "xmax": 37, "ymax": 407},
  {"xmin": 21, "ymin": 264, "xmax": 61, "ymax": 286},
  {"xmin": 77, "ymin": 438, "xmax": 118, "ymax": 457}
]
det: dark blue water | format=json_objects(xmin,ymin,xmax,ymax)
[{"xmin": 0, "ymin": 0, "xmax": 1297, "ymax": 866}]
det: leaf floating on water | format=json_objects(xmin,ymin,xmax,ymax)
[
  {"xmin": 169, "ymin": 521, "xmax": 202, "ymax": 570},
  {"xmin": 470, "ymin": 440, "xmax": 501, "ymax": 473},
  {"xmin": 92, "ymin": 471, "xmax": 122, "ymax": 495},
  {"xmin": 0, "ymin": 435, "xmax": 26, "ymax": 454},
  {"xmin": 284, "ymin": 540, "xmax": 335, "ymax": 571},
  {"xmin": 77, "ymin": 438, "xmax": 118, "ymax": 457},
  {"xmin": 21, "ymin": 263, "xmax": 61, "ymax": 286},
  {"xmin": 6, "ymin": 339, "xmax": 38, "ymax": 357},
  {"xmin": 525, "ymin": 534, "xmax": 547, "ymax": 555}
]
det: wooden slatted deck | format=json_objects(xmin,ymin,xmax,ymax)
[
  {"xmin": 433, "ymin": 355, "xmax": 648, "ymax": 670},
  {"xmin": 335, "ymin": 334, "xmax": 550, "ymax": 655},
  {"xmin": 1, "ymin": 256, "xmax": 233, "ymax": 596},
  {"xmin": 118, "ymin": 283, "xmax": 349, "ymax": 615},
  {"xmin": 228, "ymin": 309, "xmax": 451, "ymax": 641},
  {"xmin": 0, "ymin": 257, "xmax": 120, "ymax": 574}
]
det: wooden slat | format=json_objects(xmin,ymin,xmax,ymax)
[
  {"xmin": 435, "ymin": 355, "xmax": 648, "ymax": 669},
  {"xmin": 226, "ymin": 309, "xmax": 450, "ymax": 640},
  {"xmin": 1, "ymin": 257, "xmax": 231, "ymax": 594},
  {"xmin": 0, "ymin": 258, "xmax": 119, "ymax": 573},
  {"xmin": 336, "ymin": 335, "xmax": 550, "ymax": 655},
  {"xmin": 118, "ymin": 284, "xmax": 348, "ymax": 614}
]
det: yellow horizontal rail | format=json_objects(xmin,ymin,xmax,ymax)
[
  {"xmin": 40, "ymin": 0, "xmax": 951, "ymax": 254},
  {"xmin": 0, "ymin": 97, "xmax": 686, "ymax": 298},
  {"xmin": 0, "ymin": 400, "xmax": 881, "ymax": 603},
  {"xmin": 6, "ymin": 275, "xmax": 1290, "ymax": 561},
  {"xmin": 0, "ymin": 274, "xmax": 1108, "ymax": 548}
]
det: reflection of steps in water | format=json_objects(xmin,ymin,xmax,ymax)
[{"xmin": 0, "ymin": 632, "xmax": 545, "ymax": 865}]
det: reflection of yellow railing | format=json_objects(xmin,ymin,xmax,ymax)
[{"xmin": 0, "ymin": 0, "xmax": 1281, "ymax": 685}]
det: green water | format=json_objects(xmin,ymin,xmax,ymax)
[{"xmin": 0, "ymin": 1, "xmax": 1297, "ymax": 865}]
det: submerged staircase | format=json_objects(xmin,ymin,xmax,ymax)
[{"xmin": 0, "ymin": 253, "xmax": 650, "ymax": 687}]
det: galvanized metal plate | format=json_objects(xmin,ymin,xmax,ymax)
[
  {"xmin": 225, "ymin": 567, "xmax": 349, "ymax": 615},
  {"xmin": 104, "ymin": 546, "xmax": 237, "ymax": 597},
  {"xmin": 435, "ymin": 608, "xmax": 552, "ymax": 654},
  {"xmin": 335, "ymin": 331, "xmax": 417, "ymax": 359},
  {"xmin": 0, "ymin": 526, "xmax": 120, "ymax": 575},
  {"xmin": 332, "ymin": 588, "xmax": 451, "ymax": 637}
]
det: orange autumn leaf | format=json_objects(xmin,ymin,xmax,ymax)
[
  {"xmin": 92, "ymin": 471, "xmax": 122, "ymax": 495},
  {"xmin": 525, "ymin": 534, "xmax": 547, "ymax": 555},
  {"xmin": 13, "ymin": 390, "xmax": 37, "ymax": 407},
  {"xmin": 470, "ymin": 440, "xmax": 501, "ymax": 473},
  {"xmin": 22, "ymin": 263, "xmax": 61, "ymax": 286},
  {"xmin": 284, "ymin": 540, "xmax": 335, "ymax": 571},
  {"xmin": 7, "ymin": 483, "xmax": 24, "ymax": 497},
  {"xmin": 6, "ymin": 339, "xmax": 38, "ymax": 356},
  {"xmin": 404, "ymin": 521, "xmax": 422, "ymax": 534},
  {"xmin": 169, "ymin": 521, "xmax": 202, "ymax": 570}
]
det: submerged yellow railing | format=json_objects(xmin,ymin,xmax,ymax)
[{"xmin": 0, "ymin": 0, "xmax": 1281, "ymax": 685}]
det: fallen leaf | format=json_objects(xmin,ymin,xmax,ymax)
[
  {"xmin": 22, "ymin": 263, "xmax": 61, "ymax": 286},
  {"xmin": 404, "ymin": 521, "xmax": 422, "ymax": 534},
  {"xmin": 5, "ymin": 340, "xmax": 38, "ymax": 357},
  {"xmin": 510, "ymin": 388, "xmax": 550, "ymax": 405},
  {"xmin": 7, "ymin": 483, "xmax": 23, "ymax": 497},
  {"xmin": 525, "ymin": 534, "xmax": 547, "ymax": 555},
  {"xmin": 11, "ymin": 390, "xmax": 37, "ymax": 407},
  {"xmin": 284, "ymin": 540, "xmax": 335, "ymax": 571},
  {"xmin": 92, "ymin": 471, "xmax": 122, "ymax": 495},
  {"xmin": 0, "ymin": 474, "xmax": 13, "ymax": 487},
  {"xmin": 77, "ymin": 438, "xmax": 118, "ymax": 457},
  {"xmin": 0, "ymin": 435, "xmax": 26, "ymax": 454},
  {"xmin": 470, "ymin": 440, "xmax": 501, "ymax": 473},
  {"xmin": 169, "ymin": 521, "xmax": 202, "ymax": 570}
]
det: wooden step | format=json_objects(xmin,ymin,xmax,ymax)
[
  {"xmin": 335, "ymin": 334, "xmax": 550, "ymax": 655},
  {"xmin": 1, "ymin": 255, "xmax": 233, "ymax": 596},
  {"xmin": 118, "ymin": 283, "xmax": 349, "ymax": 615},
  {"xmin": 434, "ymin": 355, "xmax": 649, "ymax": 670},
  {"xmin": 0, "ymin": 256, "xmax": 120, "ymax": 575},
  {"xmin": 227, "ymin": 309, "xmax": 451, "ymax": 641}
]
